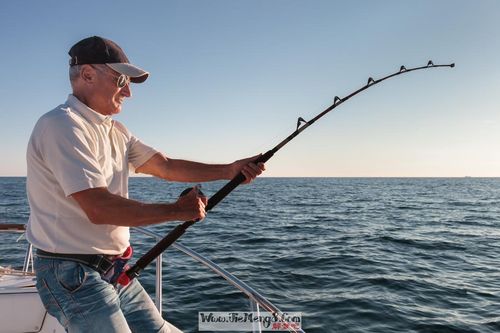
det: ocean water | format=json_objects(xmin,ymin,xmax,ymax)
[{"xmin": 1, "ymin": 177, "xmax": 500, "ymax": 333}]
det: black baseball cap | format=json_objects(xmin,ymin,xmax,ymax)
[{"xmin": 68, "ymin": 36, "xmax": 149, "ymax": 83}]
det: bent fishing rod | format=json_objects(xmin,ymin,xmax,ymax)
[{"xmin": 118, "ymin": 60, "xmax": 455, "ymax": 286}]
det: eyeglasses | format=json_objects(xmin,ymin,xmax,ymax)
[{"xmin": 90, "ymin": 65, "xmax": 131, "ymax": 88}]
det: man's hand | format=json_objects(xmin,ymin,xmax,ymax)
[
  {"xmin": 174, "ymin": 186, "xmax": 208, "ymax": 221},
  {"xmin": 230, "ymin": 154, "xmax": 266, "ymax": 184}
]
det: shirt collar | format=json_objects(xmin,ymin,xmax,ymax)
[{"xmin": 66, "ymin": 94, "xmax": 113, "ymax": 125}]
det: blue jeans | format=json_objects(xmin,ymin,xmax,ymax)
[{"xmin": 34, "ymin": 255, "xmax": 170, "ymax": 333}]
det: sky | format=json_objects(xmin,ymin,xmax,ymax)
[{"xmin": 0, "ymin": 0, "xmax": 499, "ymax": 177}]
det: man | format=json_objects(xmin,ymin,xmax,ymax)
[{"xmin": 26, "ymin": 36, "xmax": 265, "ymax": 333}]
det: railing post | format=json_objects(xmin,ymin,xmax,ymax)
[
  {"xmin": 155, "ymin": 249, "xmax": 163, "ymax": 313},
  {"xmin": 249, "ymin": 297, "xmax": 262, "ymax": 333},
  {"xmin": 23, "ymin": 243, "xmax": 33, "ymax": 273}
]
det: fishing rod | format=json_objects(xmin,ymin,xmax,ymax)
[{"xmin": 118, "ymin": 60, "xmax": 455, "ymax": 286}]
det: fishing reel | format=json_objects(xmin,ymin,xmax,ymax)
[{"xmin": 179, "ymin": 184, "xmax": 205, "ymax": 198}]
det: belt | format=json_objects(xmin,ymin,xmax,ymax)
[{"xmin": 36, "ymin": 249, "xmax": 115, "ymax": 274}]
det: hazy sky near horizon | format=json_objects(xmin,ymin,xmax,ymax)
[{"xmin": 0, "ymin": 0, "xmax": 499, "ymax": 177}]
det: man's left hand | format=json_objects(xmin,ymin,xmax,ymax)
[{"xmin": 231, "ymin": 154, "xmax": 266, "ymax": 184}]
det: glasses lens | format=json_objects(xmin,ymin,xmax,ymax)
[{"xmin": 117, "ymin": 74, "xmax": 129, "ymax": 88}]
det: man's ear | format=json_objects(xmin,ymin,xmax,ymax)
[{"xmin": 80, "ymin": 64, "xmax": 96, "ymax": 84}]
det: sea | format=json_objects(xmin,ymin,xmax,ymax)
[{"xmin": 1, "ymin": 177, "xmax": 500, "ymax": 333}]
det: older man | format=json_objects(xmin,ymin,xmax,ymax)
[{"xmin": 26, "ymin": 36, "xmax": 264, "ymax": 332}]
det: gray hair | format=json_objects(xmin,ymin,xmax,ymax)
[
  {"xmin": 69, "ymin": 65, "xmax": 81, "ymax": 83},
  {"xmin": 69, "ymin": 64, "xmax": 109, "ymax": 83}
]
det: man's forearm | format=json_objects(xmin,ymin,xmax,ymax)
[
  {"xmin": 161, "ymin": 158, "xmax": 232, "ymax": 182},
  {"xmin": 72, "ymin": 188, "xmax": 183, "ymax": 226},
  {"xmin": 136, "ymin": 154, "xmax": 234, "ymax": 183}
]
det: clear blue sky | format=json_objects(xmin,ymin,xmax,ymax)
[{"xmin": 0, "ymin": 0, "xmax": 498, "ymax": 177}]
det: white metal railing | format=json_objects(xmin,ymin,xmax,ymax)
[{"xmin": 134, "ymin": 227, "xmax": 305, "ymax": 333}]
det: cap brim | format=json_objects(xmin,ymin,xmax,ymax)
[{"xmin": 106, "ymin": 63, "xmax": 149, "ymax": 83}]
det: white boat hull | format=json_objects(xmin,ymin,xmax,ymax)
[
  {"xmin": 0, "ymin": 274, "xmax": 64, "ymax": 333},
  {"xmin": 0, "ymin": 273, "xmax": 182, "ymax": 333}
]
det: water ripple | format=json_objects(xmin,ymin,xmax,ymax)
[{"xmin": 2, "ymin": 177, "xmax": 500, "ymax": 332}]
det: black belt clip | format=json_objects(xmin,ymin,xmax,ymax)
[{"xmin": 87, "ymin": 254, "xmax": 114, "ymax": 274}]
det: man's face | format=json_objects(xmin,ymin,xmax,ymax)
[{"xmin": 89, "ymin": 65, "xmax": 131, "ymax": 115}]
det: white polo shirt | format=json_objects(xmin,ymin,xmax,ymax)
[{"xmin": 26, "ymin": 94, "xmax": 158, "ymax": 254}]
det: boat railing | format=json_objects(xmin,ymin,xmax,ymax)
[
  {"xmin": 1, "ymin": 224, "xmax": 304, "ymax": 333},
  {"xmin": 0, "ymin": 224, "xmax": 33, "ymax": 274},
  {"xmin": 135, "ymin": 227, "xmax": 304, "ymax": 333}
]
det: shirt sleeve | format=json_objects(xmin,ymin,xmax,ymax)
[
  {"xmin": 128, "ymin": 135, "xmax": 159, "ymax": 170},
  {"xmin": 38, "ymin": 115, "xmax": 107, "ymax": 197}
]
